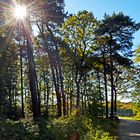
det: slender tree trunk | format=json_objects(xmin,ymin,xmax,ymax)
[
  {"xmin": 47, "ymin": 26, "xmax": 66, "ymax": 116},
  {"xmin": 14, "ymin": 90, "xmax": 17, "ymax": 111},
  {"xmin": 8, "ymin": 85, "xmax": 12, "ymax": 108},
  {"xmin": 109, "ymin": 34, "xmax": 114, "ymax": 120},
  {"xmin": 83, "ymin": 75, "xmax": 87, "ymax": 112},
  {"xmin": 36, "ymin": 78, "xmax": 41, "ymax": 115},
  {"xmin": 66, "ymin": 95, "xmax": 69, "ymax": 115},
  {"xmin": 75, "ymin": 67, "xmax": 80, "ymax": 110},
  {"xmin": 49, "ymin": 57, "xmax": 62, "ymax": 117},
  {"xmin": 97, "ymin": 71, "xmax": 103, "ymax": 117},
  {"xmin": 81, "ymin": 93, "xmax": 84, "ymax": 113},
  {"xmin": 76, "ymin": 81, "xmax": 80, "ymax": 110},
  {"xmin": 70, "ymin": 67, "xmax": 74, "ymax": 114},
  {"xmin": 70, "ymin": 91, "xmax": 73, "ymax": 114},
  {"xmin": 43, "ymin": 82, "xmax": 46, "ymax": 107},
  {"xmin": 51, "ymin": 64, "xmax": 62, "ymax": 117},
  {"xmin": 84, "ymin": 96, "xmax": 87, "ymax": 109},
  {"xmin": 103, "ymin": 53, "xmax": 108, "ymax": 118},
  {"xmin": 42, "ymin": 67, "xmax": 50, "ymax": 116},
  {"xmin": 20, "ymin": 48, "xmax": 25, "ymax": 118},
  {"xmin": 76, "ymin": 74, "xmax": 83, "ymax": 112},
  {"xmin": 46, "ymin": 80, "xmax": 50, "ymax": 116},
  {"xmin": 37, "ymin": 24, "xmax": 62, "ymax": 117},
  {"xmin": 114, "ymin": 87, "xmax": 117, "ymax": 113},
  {"xmin": 51, "ymin": 83, "xmax": 54, "ymax": 112}
]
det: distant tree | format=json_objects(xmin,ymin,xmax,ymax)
[
  {"xmin": 96, "ymin": 12, "xmax": 139, "ymax": 119},
  {"xmin": 134, "ymin": 45, "xmax": 140, "ymax": 63}
]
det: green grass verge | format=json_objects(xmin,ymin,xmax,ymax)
[{"xmin": 118, "ymin": 116, "xmax": 140, "ymax": 121}]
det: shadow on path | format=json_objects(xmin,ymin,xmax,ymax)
[{"xmin": 118, "ymin": 119, "xmax": 140, "ymax": 140}]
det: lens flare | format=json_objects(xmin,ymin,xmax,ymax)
[
  {"xmin": 13, "ymin": 5, "xmax": 26, "ymax": 20},
  {"xmin": 0, "ymin": 0, "xmax": 45, "ymax": 42}
]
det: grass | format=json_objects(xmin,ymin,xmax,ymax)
[{"xmin": 118, "ymin": 116, "xmax": 140, "ymax": 121}]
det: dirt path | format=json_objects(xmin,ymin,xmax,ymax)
[{"xmin": 117, "ymin": 119, "xmax": 140, "ymax": 140}]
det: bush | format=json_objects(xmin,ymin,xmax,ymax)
[
  {"xmin": 0, "ymin": 119, "xmax": 31, "ymax": 140},
  {"xmin": 132, "ymin": 103, "xmax": 140, "ymax": 118},
  {"xmin": 0, "ymin": 114, "xmax": 117, "ymax": 140},
  {"xmin": 50, "ymin": 114, "xmax": 115, "ymax": 140},
  {"xmin": 82, "ymin": 130, "xmax": 115, "ymax": 140}
]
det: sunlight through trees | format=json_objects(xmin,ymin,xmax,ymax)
[{"xmin": 0, "ymin": 0, "xmax": 140, "ymax": 139}]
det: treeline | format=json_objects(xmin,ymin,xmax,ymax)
[{"xmin": 0, "ymin": 0, "xmax": 140, "ymax": 120}]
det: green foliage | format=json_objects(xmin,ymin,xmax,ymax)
[
  {"xmin": 0, "ymin": 115, "xmax": 117, "ymax": 140},
  {"xmin": 82, "ymin": 130, "xmax": 114, "ymax": 140},
  {"xmin": 134, "ymin": 45, "xmax": 140, "ymax": 63},
  {"xmin": 131, "ymin": 85, "xmax": 140, "ymax": 118},
  {"xmin": 0, "ymin": 119, "xmax": 30, "ymax": 140},
  {"xmin": 49, "ymin": 115, "xmax": 116, "ymax": 140},
  {"xmin": 0, "ymin": 118, "xmax": 53, "ymax": 140},
  {"xmin": 132, "ymin": 103, "xmax": 140, "ymax": 118},
  {"xmin": 62, "ymin": 10, "xmax": 97, "ymax": 59},
  {"xmin": 51, "ymin": 115, "xmax": 92, "ymax": 139},
  {"xmin": 88, "ymin": 101, "xmax": 103, "ymax": 117}
]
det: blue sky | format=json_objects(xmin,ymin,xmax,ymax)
[{"xmin": 65, "ymin": 0, "xmax": 140, "ymax": 50}]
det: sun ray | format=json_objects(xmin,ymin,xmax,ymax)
[
  {"xmin": 13, "ymin": 5, "xmax": 27, "ymax": 20},
  {"xmin": 6, "ymin": 24, "xmax": 17, "ymax": 43},
  {"xmin": 0, "ymin": 0, "xmax": 47, "ymax": 45}
]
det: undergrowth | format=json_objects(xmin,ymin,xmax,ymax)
[{"xmin": 0, "ymin": 114, "xmax": 117, "ymax": 140}]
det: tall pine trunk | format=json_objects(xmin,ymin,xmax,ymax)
[
  {"xmin": 47, "ymin": 26, "xmax": 66, "ymax": 116},
  {"xmin": 26, "ymin": 39, "xmax": 40, "ymax": 119},
  {"xmin": 20, "ymin": 48, "xmax": 25, "ymax": 118},
  {"xmin": 103, "ymin": 52, "xmax": 108, "ymax": 118},
  {"xmin": 109, "ymin": 34, "xmax": 114, "ymax": 120}
]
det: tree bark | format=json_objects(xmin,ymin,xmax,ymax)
[
  {"xmin": 20, "ymin": 48, "xmax": 25, "ymax": 118},
  {"xmin": 47, "ymin": 25, "xmax": 66, "ymax": 116},
  {"xmin": 109, "ymin": 34, "xmax": 114, "ymax": 120},
  {"xmin": 97, "ymin": 71, "xmax": 103, "ymax": 117},
  {"xmin": 103, "ymin": 52, "xmax": 108, "ymax": 118},
  {"xmin": 114, "ymin": 87, "xmax": 117, "ymax": 113},
  {"xmin": 37, "ymin": 24, "xmax": 62, "ymax": 117},
  {"xmin": 26, "ymin": 39, "xmax": 40, "ymax": 119}
]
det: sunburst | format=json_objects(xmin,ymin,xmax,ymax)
[
  {"xmin": 0, "ymin": 0, "xmax": 44, "ymax": 43},
  {"xmin": 13, "ymin": 4, "xmax": 27, "ymax": 20}
]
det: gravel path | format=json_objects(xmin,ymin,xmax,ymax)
[{"xmin": 118, "ymin": 119, "xmax": 140, "ymax": 140}]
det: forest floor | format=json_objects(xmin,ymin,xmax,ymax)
[{"xmin": 117, "ymin": 118, "xmax": 140, "ymax": 140}]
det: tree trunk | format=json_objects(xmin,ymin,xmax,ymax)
[
  {"xmin": 103, "ymin": 53, "xmax": 108, "ymax": 118},
  {"xmin": 76, "ymin": 73, "xmax": 83, "ymax": 112},
  {"xmin": 114, "ymin": 87, "xmax": 117, "ymax": 113},
  {"xmin": 109, "ymin": 34, "xmax": 114, "ymax": 120},
  {"xmin": 37, "ymin": 24, "xmax": 62, "ymax": 117},
  {"xmin": 76, "ymin": 81, "xmax": 80, "ymax": 110},
  {"xmin": 66, "ymin": 95, "xmax": 69, "ymax": 115},
  {"xmin": 46, "ymin": 80, "xmax": 50, "ymax": 116},
  {"xmin": 70, "ymin": 91, "xmax": 73, "ymax": 114},
  {"xmin": 20, "ymin": 48, "xmax": 25, "ymax": 118},
  {"xmin": 97, "ymin": 71, "xmax": 103, "ymax": 117},
  {"xmin": 51, "ymin": 64, "xmax": 62, "ymax": 117},
  {"xmin": 26, "ymin": 39, "xmax": 40, "ymax": 120},
  {"xmin": 47, "ymin": 26, "xmax": 66, "ymax": 116}
]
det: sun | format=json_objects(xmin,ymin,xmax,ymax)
[{"xmin": 13, "ymin": 5, "xmax": 27, "ymax": 20}]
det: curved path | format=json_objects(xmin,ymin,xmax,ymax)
[{"xmin": 117, "ymin": 119, "xmax": 140, "ymax": 140}]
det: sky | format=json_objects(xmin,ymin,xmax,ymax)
[{"xmin": 65, "ymin": 0, "xmax": 140, "ymax": 50}]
